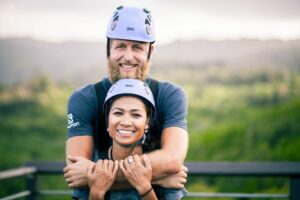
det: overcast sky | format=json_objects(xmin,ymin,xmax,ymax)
[{"xmin": 0, "ymin": 0, "xmax": 299, "ymax": 45}]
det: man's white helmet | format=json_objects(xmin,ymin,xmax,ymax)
[{"xmin": 106, "ymin": 6, "xmax": 155, "ymax": 43}]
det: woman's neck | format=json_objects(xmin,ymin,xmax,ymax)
[{"xmin": 111, "ymin": 142, "xmax": 143, "ymax": 160}]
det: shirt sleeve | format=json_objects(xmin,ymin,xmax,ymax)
[
  {"xmin": 158, "ymin": 82, "xmax": 188, "ymax": 131},
  {"xmin": 67, "ymin": 85, "xmax": 97, "ymax": 138}
]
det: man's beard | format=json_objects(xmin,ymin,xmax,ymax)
[{"xmin": 107, "ymin": 60, "xmax": 150, "ymax": 83}]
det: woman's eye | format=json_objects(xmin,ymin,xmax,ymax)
[
  {"xmin": 113, "ymin": 111, "xmax": 123, "ymax": 116},
  {"xmin": 132, "ymin": 113, "xmax": 142, "ymax": 118}
]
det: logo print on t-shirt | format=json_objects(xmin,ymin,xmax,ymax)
[
  {"xmin": 67, "ymin": 113, "xmax": 80, "ymax": 129},
  {"xmin": 68, "ymin": 114, "xmax": 74, "ymax": 124}
]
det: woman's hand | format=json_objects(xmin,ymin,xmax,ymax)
[
  {"xmin": 120, "ymin": 154, "xmax": 152, "ymax": 195},
  {"xmin": 87, "ymin": 159, "xmax": 119, "ymax": 200},
  {"xmin": 64, "ymin": 156, "xmax": 94, "ymax": 188}
]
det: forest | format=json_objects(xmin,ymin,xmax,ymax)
[{"xmin": 1, "ymin": 39, "xmax": 300, "ymax": 199}]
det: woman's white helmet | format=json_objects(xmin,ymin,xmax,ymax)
[
  {"xmin": 104, "ymin": 79, "xmax": 155, "ymax": 119},
  {"xmin": 106, "ymin": 6, "xmax": 155, "ymax": 43}
]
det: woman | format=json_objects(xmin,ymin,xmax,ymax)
[{"xmin": 87, "ymin": 79, "xmax": 158, "ymax": 200}]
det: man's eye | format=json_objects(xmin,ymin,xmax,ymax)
[
  {"xmin": 134, "ymin": 46, "xmax": 143, "ymax": 50},
  {"xmin": 115, "ymin": 45, "xmax": 125, "ymax": 49}
]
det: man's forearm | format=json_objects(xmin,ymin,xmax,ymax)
[
  {"xmin": 66, "ymin": 136, "xmax": 93, "ymax": 165},
  {"xmin": 146, "ymin": 127, "xmax": 188, "ymax": 180}
]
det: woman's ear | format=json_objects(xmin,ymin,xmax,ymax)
[{"xmin": 145, "ymin": 117, "xmax": 150, "ymax": 130}]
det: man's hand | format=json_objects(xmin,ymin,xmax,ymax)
[
  {"xmin": 64, "ymin": 156, "xmax": 94, "ymax": 188},
  {"xmin": 153, "ymin": 165, "xmax": 188, "ymax": 189},
  {"xmin": 88, "ymin": 160, "xmax": 119, "ymax": 200}
]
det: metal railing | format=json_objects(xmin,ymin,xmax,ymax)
[{"xmin": 1, "ymin": 161, "xmax": 300, "ymax": 200}]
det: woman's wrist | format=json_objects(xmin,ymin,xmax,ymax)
[
  {"xmin": 137, "ymin": 183, "xmax": 152, "ymax": 196},
  {"xmin": 139, "ymin": 187, "xmax": 153, "ymax": 197},
  {"xmin": 89, "ymin": 189, "xmax": 106, "ymax": 200}
]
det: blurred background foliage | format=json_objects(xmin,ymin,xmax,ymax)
[{"xmin": 1, "ymin": 39, "xmax": 300, "ymax": 199}]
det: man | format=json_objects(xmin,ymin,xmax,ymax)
[{"xmin": 64, "ymin": 6, "xmax": 188, "ymax": 199}]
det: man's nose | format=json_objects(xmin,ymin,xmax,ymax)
[{"xmin": 123, "ymin": 48, "xmax": 134, "ymax": 61}]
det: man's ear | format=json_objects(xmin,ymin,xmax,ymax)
[
  {"xmin": 150, "ymin": 44, "xmax": 154, "ymax": 54},
  {"xmin": 147, "ymin": 44, "xmax": 154, "ymax": 60}
]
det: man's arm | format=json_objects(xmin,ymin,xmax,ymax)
[
  {"xmin": 146, "ymin": 127, "xmax": 188, "ymax": 179},
  {"xmin": 66, "ymin": 136, "xmax": 94, "ymax": 164},
  {"xmin": 64, "ymin": 129, "xmax": 188, "ymax": 189},
  {"xmin": 64, "ymin": 136, "xmax": 95, "ymax": 187}
]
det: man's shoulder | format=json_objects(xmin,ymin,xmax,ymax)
[
  {"xmin": 68, "ymin": 83, "xmax": 98, "ymax": 108},
  {"xmin": 71, "ymin": 77, "xmax": 109, "ymax": 97},
  {"xmin": 70, "ymin": 84, "xmax": 96, "ymax": 99},
  {"xmin": 156, "ymin": 80, "xmax": 185, "ymax": 95}
]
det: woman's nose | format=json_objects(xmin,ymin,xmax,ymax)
[{"xmin": 120, "ymin": 116, "xmax": 132, "ymax": 126}]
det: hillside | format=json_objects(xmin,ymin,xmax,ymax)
[
  {"xmin": 0, "ymin": 38, "xmax": 106, "ymax": 85},
  {"xmin": 1, "ymin": 38, "xmax": 300, "ymax": 85}
]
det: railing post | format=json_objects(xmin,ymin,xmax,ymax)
[
  {"xmin": 25, "ymin": 172, "xmax": 38, "ymax": 200},
  {"xmin": 290, "ymin": 175, "xmax": 300, "ymax": 200}
]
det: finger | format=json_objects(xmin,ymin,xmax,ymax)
[
  {"xmin": 64, "ymin": 172, "xmax": 71, "ymax": 178},
  {"xmin": 65, "ymin": 176, "xmax": 74, "ymax": 184},
  {"xmin": 127, "ymin": 155, "xmax": 134, "ymax": 165},
  {"xmin": 87, "ymin": 163, "xmax": 94, "ymax": 177},
  {"xmin": 103, "ymin": 159, "xmax": 109, "ymax": 170},
  {"xmin": 67, "ymin": 155, "xmax": 78, "ymax": 162},
  {"xmin": 96, "ymin": 160, "xmax": 103, "ymax": 171},
  {"xmin": 182, "ymin": 165, "xmax": 189, "ymax": 173},
  {"xmin": 143, "ymin": 154, "xmax": 151, "ymax": 169},
  {"xmin": 113, "ymin": 160, "xmax": 119, "ymax": 176},
  {"xmin": 178, "ymin": 183, "xmax": 184, "ymax": 189},
  {"xmin": 119, "ymin": 160, "xmax": 126, "ymax": 174},
  {"xmin": 108, "ymin": 160, "xmax": 114, "ymax": 172},
  {"xmin": 180, "ymin": 170, "xmax": 188, "ymax": 178},
  {"xmin": 69, "ymin": 181, "xmax": 78, "ymax": 188},
  {"xmin": 133, "ymin": 154, "xmax": 141, "ymax": 165},
  {"xmin": 63, "ymin": 166, "xmax": 69, "ymax": 173}
]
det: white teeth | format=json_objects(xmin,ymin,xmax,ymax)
[
  {"xmin": 121, "ymin": 64, "xmax": 135, "ymax": 68},
  {"xmin": 118, "ymin": 130, "xmax": 134, "ymax": 134}
]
